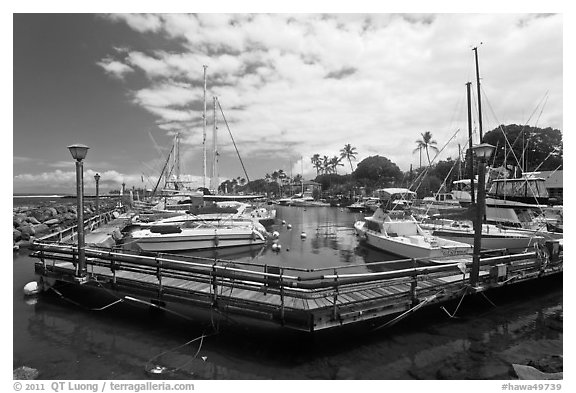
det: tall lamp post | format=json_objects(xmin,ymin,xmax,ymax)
[
  {"xmin": 94, "ymin": 173, "xmax": 101, "ymax": 216},
  {"xmin": 68, "ymin": 144, "xmax": 90, "ymax": 279},
  {"xmin": 470, "ymin": 142, "xmax": 495, "ymax": 286}
]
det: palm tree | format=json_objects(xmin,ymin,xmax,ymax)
[
  {"xmin": 311, "ymin": 154, "xmax": 321, "ymax": 176},
  {"xmin": 413, "ymin": 131, "xmax": 439, "ymax": 167},
  {"xmin": 329, "ymin": 156, "xmax": 344, "ymax": 174},
  {"xmin": 322, "ymin": 155, "xmax": 330, "ymax": 174},
  {"xmin": 339, "ymin": 144, "xmax": 358, "ymax": 172}
]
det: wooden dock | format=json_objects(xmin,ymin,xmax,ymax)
[{"xmin": 30, "ymin": 238, "xmax": 562, "ymax": 332}]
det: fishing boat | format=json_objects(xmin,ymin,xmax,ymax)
[
  {"xmin": 419, "ymin": 219, "xmax": 544, "ymax": 253},
  {"xmin": 354, "ymin": 208, "xmax": 472, "ymax": 259},
  {"xmin": 129, "ymin": 219, "xmax": 268, "ymax": 252}
]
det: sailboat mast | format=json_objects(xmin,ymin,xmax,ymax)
[
  {"xmin": 211, "ymin": 96, "xmax": 218, "ymax": 192},
  {"xmin": 202, "ymin": 65, "xmax": 208, "ymax": 188},
  {"xmin": 466, "ymin": 82, "xmax": 476, "ymax": 204},
  {"xmin": 472, "ymin": 46, "xmax": 484, "ymax": 142}
]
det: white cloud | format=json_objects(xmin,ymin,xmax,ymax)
[
  {"xmin": 99, "ymin": 13, "xmax": 562, "ymax": 179},
  {"xmin": 97, "ymin": 57, "xmax": 134, "ymax": 79}
]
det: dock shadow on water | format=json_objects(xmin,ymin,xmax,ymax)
[{"xmin": 13, "ymin": 206, "xmax": 562, "ymax": 380}]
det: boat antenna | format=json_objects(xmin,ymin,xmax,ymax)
[
  {"xmin": 216, "ymin": 97, "xmax": 251, "ymax": 184},
  {"xmin": 202, "ymin": 65, "xmax": 208, "ymax": 188},
  {"xmin": 472, "ymin": 44, "xmax": 484, "ymax": 142}
]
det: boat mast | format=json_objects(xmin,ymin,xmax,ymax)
[
  {"xmin": 211, "ymin": 96, "xmax": 219, "ymax": 192},
  {"xmin": 202, "ymin": 65, "xmax": 208, "ymax": 188},
  {"xmin": 466, "ymin": 82, "xmax": 476, "ymax": 204},
  {"xmin": 472, "ymin": 46, "xmax": 484, "ymax": 142}
]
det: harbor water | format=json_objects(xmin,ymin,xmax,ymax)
[{"xmin": 13, "ymin": 205, "xmax": 562, "ymax": 380}]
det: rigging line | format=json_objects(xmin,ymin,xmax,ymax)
[
  {"xmin": 151, "ymin": 143, "xmax": 175, "ymax": 197},
  {"xmin": 216, "ymin": 98, "xmax": 251, "ymax": 184}
]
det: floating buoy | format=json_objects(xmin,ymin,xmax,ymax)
[
  {"xmin": 281, "ymin": 220, "xmax": 286, "ymax": 225},
  {"xmin": 201, "ymin": 356, "xmax": 208, "ymax": 362},
  {"xmin": 287, "ymin": 224, "xmax": 292, "ymax": 229},
  {"xmin": 300, "ymin": 232, "xmax": 307, "ymax": 239},
  {"xmin": 272, "ymin": 231, "xmax": 280, "ymax": 239},
  {"xmin": 23, "ymin": 281, "xmax": 40, "ymax": 296},
  {"xmin": 286, "ymin": 248, "xmax": 290, "ymax": 252},
  {"xmin": 272, "ymin": 243, "xmax": 281, "ymax": 252},
  {"xmin": 147, "ymin": 365, "xmax": 167, "ymax": 375}
]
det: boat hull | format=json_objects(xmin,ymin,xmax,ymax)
[
  {"xmin": 354, "ymin": 221, "xmax": 471, "ymax": 259},
  {"xmin": 132, "ymin": 228, "xmax": 266, "ymax": 252}
]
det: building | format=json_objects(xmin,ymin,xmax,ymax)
[{"xmin": 524, "ymin": 170, "xmax": 563, "ymax": 204}]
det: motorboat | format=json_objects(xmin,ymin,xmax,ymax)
[
  {"xmin": 354, "ymin": 208, "xmax": 472, "ymax": 259},
  {"xmin": 419, "ymin": 219, "xmax": 545, "ymax": 253},
  {"xmin": 129, "ymin": 219, "xmax": 268, "ymax": 252},
  {"xmin": 347, "ymin": 197, "xmax": 380, "ymax": 212}
]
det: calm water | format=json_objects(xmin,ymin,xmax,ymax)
[{"xmin": 13, "ymin": 205, "xmax": 562, "ymax": 380}]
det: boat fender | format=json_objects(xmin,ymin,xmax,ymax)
[{"xmin": 23, "ymin": 281, "xmax": 40, "ymax": 296}]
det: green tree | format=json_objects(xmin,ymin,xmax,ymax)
[
  {"xmin": 339, "ymin": 144, "xmax": 358, "ymax": 172},
  {"xmin": 483, "ymin": 124, "xmax": 562, "ymax": 172},
  {"xmin": 329, "ymin": 156, "xmax": 344, "ymax": 174},
  {"xmin": 413, "ymin": 131, "xmax": 439, "ymax": 167},
  {"xmin": 310, "ymin": 154, "xmax": 322, "ymax": 176},
  {"xmin": 353, "ymin": 155, "xmax": 402, "ymax": 187}
]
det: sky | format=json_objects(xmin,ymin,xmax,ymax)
[{"xmin": 12, "ymin": 11, "xmax": 564, "ymax": 194}]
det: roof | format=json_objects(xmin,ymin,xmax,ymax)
[{"xmin": 530, "ymin": 170, "xmax": 563, "ymax": 188}]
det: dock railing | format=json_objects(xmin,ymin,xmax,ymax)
[{"xmin": 36, "ymin": 207, "xmax": 127, "ymax": 244}]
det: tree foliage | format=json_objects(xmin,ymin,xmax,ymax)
[
  {"xmin": 353, "ymin": 155, "xmax": 402, "ymax": 186},
  {"xmin": 483, "ymin": 124, "xmax": 563, "ymax": 172}
]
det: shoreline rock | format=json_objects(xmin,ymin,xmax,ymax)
[{"xmin": 12, "ymin": 200, "xmax": 119, "ymax": 248}]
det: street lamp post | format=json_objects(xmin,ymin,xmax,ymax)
[
  {"xmin": 470, "ymin": 143, "xmax": 495, "ymax": 287},
  {"xmin": 94, "ymin": 173, "xmax": 101, "ymax": 216},
  {"xmin": 68, "ymin": 144, "xmax": 89, "ymax": 279}
]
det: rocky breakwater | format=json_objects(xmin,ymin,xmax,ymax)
[{"xmin": 13, "ymin": 200, "xmax": 118, "ymax": 249}]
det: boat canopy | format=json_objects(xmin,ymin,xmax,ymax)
[
  {"xmin": 374, "ymin": 188, "xmax": 417, "ymax": 201},
  {"xmin": 487, "ymin": 178, "xmax": 549, "ymax": 199}
]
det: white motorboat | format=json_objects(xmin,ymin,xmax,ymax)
[
  {"xmin": 354, "ymin": 208, "xmax": 472, "ymax": 259},
  {"xmin": 130, "ymin": 220, "xmax": 267, "ymax": 252},
  {"xmin": 419, "ymin": 219, "xmax": 545, "ymax": 253}
]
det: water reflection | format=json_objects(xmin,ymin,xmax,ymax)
[{"xmin": 18, "ymin": 277, "xmax": 562, "ymax": 380}]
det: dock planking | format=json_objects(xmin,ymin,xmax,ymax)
[{"xmin": 30, "ymin": 241, "xmax": 563, "ymax": 332}]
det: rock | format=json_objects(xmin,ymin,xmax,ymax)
[
  {"xmin": 55, "ymin": 205, "xmax": 68, "ymax": 214},
  {"xmin": 16, "ymin": 239, "xmax": 35, "ymax": 249},
  {"xmin": 13, "ymin": 213, "xmax": 28, "ymax": 226},
  {"xmin": 44, "ymin": 207, "xmax": 58, "ymax": 217},
  {"xmin": 68, "ymin": 206, "xmax": 77, "ymax": 214},
  {"xmin": 32, "ymin": 223, "xmax": 50, "ymax": 236},
  {"xmin": 13, "ymin": 366, "xmax": 39, "ymax": 380},
  {"xmin": 63, "ymin": 212, "xmax": 77, "ymax": 221},
  {"xmin": 44, "ymin": 218, "xmax": 60, "ymax": 226},
  {"xmin": 13, "ymin": 228, "xmax": 22, "ymax": 242},
  {"xmin": 29, "ymin": 210, "xmax": 49, "ymax": 223},
  {"xmin": 26, "ymin": 216, "xmax": 41, "ymax": 225},
  {"xmin": 20, "ymin": 225, "xmax": 35, "ymax": 238}
]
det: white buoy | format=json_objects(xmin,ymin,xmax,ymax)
[
  {"xmin": 276, "ymin": 244, "xmax": 282, "ymax": 251},
  {"xmin": 300, "ymin": 232, "xmax": 307, "ymax": 239},
  {"xmin": 282, "ymin": 220, "xmax": 286, "ymax": 225},
  {"xmin": 287, "ymin": 224, "xmax": 292, "ymax": 229},
  {"xmin": 272, "ymin": 231, "xmax": 280, "ymax": 239},
  {"xmin": 23, "ymin": 281, "xmax": 40, "ymax": 296},
  {"xmin": 272, "ymin": 243, "xmax": 280, "ymax": 252}
]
